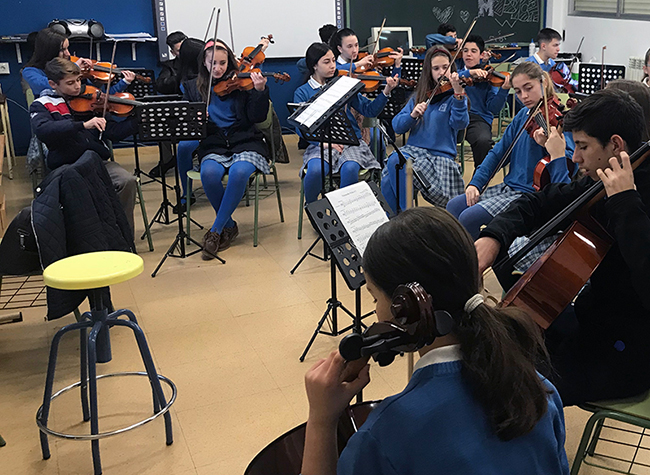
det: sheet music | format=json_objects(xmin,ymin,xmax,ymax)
[
  {"xmin": 295, "ymin": 76, "xmax": 361, "ymax": 128},
  {"xmin": 326, "ymin": 182, "xmax": 389, "ymax": 257}
]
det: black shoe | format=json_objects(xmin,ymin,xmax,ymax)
[
  {"xmin": 201, "ymin": 230, "xmax": 220, "ymax": 260},
  {"xmin": 149, "ymin": 160, "xmax": 176, "ymax": 178},
  {"xmin": 219, "ymin": 222, "xmax": 239, "ymax": 251},
  {"xmin": 172, "ymin": 195, "xmax": 197, "ymax": 214}
]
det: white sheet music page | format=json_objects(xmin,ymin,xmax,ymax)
[
  {"xmin": 295, "ymin": 76, "xmax": 361, "ymax": 128},
  {"xmin": 326, "ymin": 182, "xmax": 389, "ymax": 257}
]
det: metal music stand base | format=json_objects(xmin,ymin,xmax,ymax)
[{"xmin": 290, "ymin": 236, "xmax": 328, "ymax": 275}]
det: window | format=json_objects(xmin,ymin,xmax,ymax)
[{"xmin": 572, "ymin": 0, "xmax": 650, "ymax": 18}]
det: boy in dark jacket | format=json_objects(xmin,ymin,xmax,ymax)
[
  {"xmin": 476, "ymin": 89, "xmax": 650, "ymax": 406},
  {"xmin": 29, "ymin": 57, "xmax": 137, "ymax": 233}
]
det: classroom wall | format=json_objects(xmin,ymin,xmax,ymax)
[
  {"xmin": 546, "ymin": 0, "xmax": 648, "ymax": 67},
  {"xmin": 0, "ymin": 0, "xmax": 301, "ymax": 155}
]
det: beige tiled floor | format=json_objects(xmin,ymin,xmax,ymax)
[{"xmin": 0, "ymin": 136, "xmax": 640, "ymax": 474}]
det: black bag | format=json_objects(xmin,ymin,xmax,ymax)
[{"xmin": 0, "ymin": 207, "xmax": 41, "ymax": 276}]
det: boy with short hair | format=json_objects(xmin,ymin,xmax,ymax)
[
  {"xmin": 29, "ymin": 57, "xmax": 137, "ymax": 233},
  {"xmin": 425, "ymin": 23, "xmax": 462, "ymax": 50},
  {"xmin": 457, "ymin": 34, "xmax": 511, "ymax": 167},
  {"xmin": 476, "ymin": 89, "xmax": 650, "ymax": 406},
  {"xmin": 525, "ymin": 28, "xmax": 577, "ymax": 92}
]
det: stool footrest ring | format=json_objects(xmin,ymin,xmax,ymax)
[{"xmin": 36, "ymin": 371, "xmax": 176, "ymax": 441}]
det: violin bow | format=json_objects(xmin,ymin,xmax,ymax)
[
  {"xmin": 227, "ymin": 0, "xmax": 235, "ymax": 53},
  {"xmin": 373, "ymin": 18, "xmax": 387, "ymax": 56},
  {"xmin": 205, "ymin": 8, "xmax": 221, "ymax": 120},
  {"xmin": 202, "ymin": 7, "xmax": 216, "ymax": 43},
  {"xmin": 567, "ymin": 36, "xmax": 584, "ymax": 73},
  {"xmin": 98, "ymin": 40, "xmax": 119, "ymax": 142},
  {"xmin": 424, "ymin": 18, "xmax": 477, "ymax": 108},
  {"xmin": 600, "ymin": 45, "xmax": 607, "ymax": 90},
  {"xmin": 542, "ymin": 77, "xmax": 550, "ymax": 135}
]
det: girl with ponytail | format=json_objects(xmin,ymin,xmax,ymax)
[{"xmin": 302, "ymin": 207, "xmax": 569, "ymax": 475}]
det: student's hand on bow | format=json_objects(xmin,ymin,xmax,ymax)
[
  {"xmin": 597, "ymin": 152, "xmax": 636, "ymax": 197},
  {"xmin": 304, "ymin": 351, "xmax": 370, "ymax": 426},
  {"xmin": 250, "ymin": 71, "xmax": 267, "ymax": 91},
  {"xmin": 410, "ymin": 102, "xmax": 428, "ymax": 119},
  {"xmin": 475, "ymin": 237, "xmax": 501, "ymax": 274},
  {"xmin": 465, "ymin": 185, "xmax": 480, "ymax": 206},
  {"xmin": 121, "ymin": 70, "xmax": 135, "ymax": 84},
  {"xmin": 84, "ymin": 117, "xmax": 106, "ymax": 131}
]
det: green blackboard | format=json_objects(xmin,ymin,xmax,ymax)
[{"xmin": 346, "ymin": 0, "xmax": 544, "ymax": 47}]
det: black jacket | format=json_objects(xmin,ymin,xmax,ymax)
[
  {"xmin": 183, "ymin": 77, "xmax": 270, "ymax": 161},
  {"xmin": 32, "ymin": 152, "xmax": 134, "ymax": 319},
  {"xmin": 156, "ymin": 58, "xmax": 181, "ymax": 95},
  {"xmin": 481, "ymin": 158, "xmax": 650, "ymax": 355},
  {"xmin": 29, "ymin": 89, "xmax": 138, "ymax": 169}
]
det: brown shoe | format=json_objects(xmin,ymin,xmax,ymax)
[
  {"xmin": 201, "ymin": 230, "xmax": 220, "ymax": 260},
  {"xmin": 219, "ymin": 221, "xmax": 239, "ymax": 251}
]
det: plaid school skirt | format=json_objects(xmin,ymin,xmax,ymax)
[
  {"xmin": 202, "ymin": 151, "xmax": 270, "ymax": 175},
  {"xmin": 508, "ymin": 235, "xmax": 560, "ymax": 274},
  {"xmin": 301, "ymin": 142, "xmax": 380, "ymax": 176},
  {"xmin": 381, "ymin": 145, "xmax": 465, "ymax": 207},
  {"xmin": 477, "ymin": 182, "xmax": 523, "ymax": 217}
]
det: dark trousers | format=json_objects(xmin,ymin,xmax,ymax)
[{"xmin": 458, "ymin": 114, "xmax": 494, "ymax": 168}]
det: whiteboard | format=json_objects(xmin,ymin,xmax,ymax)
[{"xmin": 164, "ymin": 0, "xmax": 338, "ymax": 58}]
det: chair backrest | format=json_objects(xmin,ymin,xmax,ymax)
[{"xmin": 255, "ymin": 100, "xmax": 276, "ymax": 164}]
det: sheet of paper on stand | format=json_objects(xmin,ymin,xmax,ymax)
[
  {"xmin": 295, "ymin": 76, "xmax": 361, "ymax": 128},
  {"xmin": 326, "ymin": 182, "xmax": 389, "ymax": 256}
]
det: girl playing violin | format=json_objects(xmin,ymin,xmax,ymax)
[
  {"xmin": 447, "ymin": 61, "xmax": 575, "ymax": 239},
  {"xmin": 302, "ymin": 207, "xmax": 569, "ymax": 475},
  {"xmin": 329, "ymin": 28, "xmax": 403, "ymax": 74},
  {"xmin": 293, "ymin": 42, "xmax": 398, "ymax": 204},
  {"xmin": 182, "ymin": 40, "xmax": 270, "ymax": 259},
  {"xmin": 22, "ymin": 28, "xmax": 135, "ymax": 97},
  {"xmin": 381, "ymin": 47, "xmax": 469, "ymax": 212}
]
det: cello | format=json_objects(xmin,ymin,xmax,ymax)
[{"xmin": 496, "ymin": 140, "xmax": 650, "ymax": 329}]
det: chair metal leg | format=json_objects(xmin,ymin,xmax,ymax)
[
  {"xmin": 80, "ymin": 327, "xmax": 90, "ymax": 422},
  {"xmin": 586, "ymin": 417, "xmax": 605, "ymax": 457},
  {"xmin": 571, "ymin": 412, "xmax": 605, "ymax": 475},
  {"xmin": 136, "ymin": 178, "xmax": 154, "ymax": 252},
  {"xmin": 254, "ymin": 173, "xmax": 260, "ymax": 247},
  {"xmin": 298, "ymin": 178, "xmax": 304, "ymax": 240},
  {"xmin": 245, "ymin": 178, "xmax": 251, "ymax": 207},
  {"xmin": 272, "ymin": 165, "xmax": 284, "ymax": 223}
]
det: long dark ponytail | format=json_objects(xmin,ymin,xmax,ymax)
[
  {"xmin": 26, "ymin": 28, "xmax": 67, "ymax": 70},
  {"xmin": 363, "ymin": 207, "xmax": 550, "ymax": 441}
]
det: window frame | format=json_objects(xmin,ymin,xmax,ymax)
[{"xmin": 570, "ymin": 0, "xmax": 650, "ymax": 20}]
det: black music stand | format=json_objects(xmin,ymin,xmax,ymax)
[
  {"xmin": 137, "ymin": 101, "xmax": 225, "ymax": 277},
  {"xmin": 299, "ymin": 182, "xmax": 392, "ymax": 362},
  {"xmin": 287, "ymin": 76, "xmax": 364, "ymax": 274},
  {"xmin": 578, "ymin": 63, "xmax": 626, "ymax": 94}
]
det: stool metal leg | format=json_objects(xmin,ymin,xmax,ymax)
[
  {"xmin": 39, "ymin": 320, "xmax": 93, "ymax": 461},
  {"xmin": 110, "ymin": 319, "xmax": 173, "ymax": 445},
  {"xmin": 80, "ymin": 327, "xmax": 90, "ymax": 422},
  {"xmin": 87, "ymin": 321, "xmax": 104, "ymax": 475}
]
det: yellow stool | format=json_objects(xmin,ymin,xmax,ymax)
[{"xmin": 37, "ymin": 252, "xmax": 176, "ymax": 475}]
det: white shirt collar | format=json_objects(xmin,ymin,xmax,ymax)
[
  {"xmin": 308, "ymin": 76, "xmax": 324, "ymax": 90},
  {"xmin": 534, "ymin": 52, "xmax": 550, "ymax": 66},
  {"xmin": 337, "ymin": 55, "xmax": 353, "ymax": 65},
  {"xmin": 412, "ymin": 344, "xmax": 462, "ymax": 375}
]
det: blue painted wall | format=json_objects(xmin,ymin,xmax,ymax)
[{"xmin": 0, "ymin": 0, "xmax": 304, "ymax": 155}]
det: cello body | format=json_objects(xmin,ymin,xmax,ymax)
[
  {"xmin": 499, "ymin": 220, "xmax": 612, "ymax": 328},
  {"xmin": 244, "ymin": 401, "xmax": 380, "ymax": 475}
]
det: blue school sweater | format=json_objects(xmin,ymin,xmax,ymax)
[
  {"xmin": 338, "ymin": 358, "xmax": 569, "ymax": 475},
  {"xmin": 293, "ymin": 77, "xmax": 388, "ymax": 145},
  {"xmin": 392, "ymin": 94, "xmax": 469, "ymax": 159},
  {"xmin": 459, "ymin": 67, "xmax": 510, "ymax": 125},
  {"xmin": 22, "ymin": 66, "xmax": 130, "ymax": 97},
  {"xmin": 525, "ymin": 54, "xmax": 579, "ymax": 89},
  {"xmin": 469, "ymin": 107, "xmax": 574, "ymax": 193}
]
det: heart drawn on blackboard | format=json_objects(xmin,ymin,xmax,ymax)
[
  {"xmin": 432, "ymin": 6, "xmax": 454, "ymax": 24},
  {"xmin": 460, "ymin": 10, "xmax": 470, "ymax": 23}
]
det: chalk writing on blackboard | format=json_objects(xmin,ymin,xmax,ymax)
[
  {"xmin": 432, "ymin": 5, "xmax": 454, "ymax": 23},
  {"xmin": 478, "ymin": 0, "xmax": 539, "ymax": 27}
]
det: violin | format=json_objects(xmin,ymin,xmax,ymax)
[
  {"xmin": 238, "ymin": 34, "xmax": 273, "ymax": 72},
  {"xmin": 357, "ymin": 47, "xmax": 399, "ymax": 69},
  {"xmin": 70, "ymin": 56, "xmax": 151, "ymax": 84},
  {"xmin": 68, "ymin": 85, "xmax": 143, "ymax": 116},
  {"xmin": 410, "ymin": 46, "xmax": 426, "ymax": 55},
  {"xmin": 529, "ymin": 96, "xmax": 577, "ymax": 191},
  {"xmin": 549, "ymin": 63, "xmax": 576, "ymax": 94},
  {"xmin": 337, "ymin": 69, "xmax": 416, "ymax": 92},
  {"xmin": 212, "ymin": 69, "xmax": 290, "ymax": 96},
  {"xmin": 497, "ymin": 140, "xmax": 650, "ymax": 329}
]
